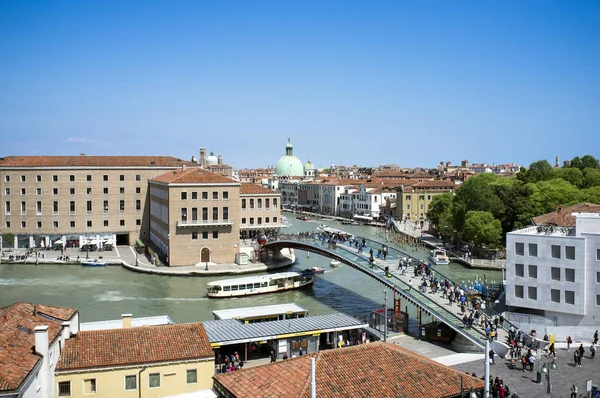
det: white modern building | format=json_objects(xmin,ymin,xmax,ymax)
[{"xmin": 506, "ymin": 212, "xmax": 600, "ymax": 326}]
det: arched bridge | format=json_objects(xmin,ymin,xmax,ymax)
[{"xmin": 266, "ymin": 233, "xmax": 508, "ymax": 350}]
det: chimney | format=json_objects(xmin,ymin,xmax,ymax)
[
  {"xmin": 61, "ymin": 322, "xmax": 72, "ymax": 346},
  {"xmin": 218, "ymin": 154, "xmax": 223, "ymax": 165},
  {"xmin": 556, "ymin": 205, "xmax": 565, "ymax": 226},
  {"xmin": 34, "ymin": 326, "xmax": 50, "ymax": 398},
  {"xmin": 182, "ymin": 162, "xmax": 186, "ymax": 172},
  {"xmin": 122, "ymin": 314, "xmax": 132, "ymax": 329},
  {"xmin": 33, "ymin": 304, "xmax": 37, "ymax": 316}
]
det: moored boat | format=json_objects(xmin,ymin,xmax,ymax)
[
  {"xmin": 206, "ymin": 272, "xmax": 315, "ymax": 298},
  {"xmin": 302, "ymin": 266, "xmax": 325, "ymax": 275},
  {"xmin": 429, "ymin": 248, "xmax": 450, "ymax": 265},
  {"xmin": 330, "ymin": 260, "xmax": 341, "ymax": 267},
  {"xmin": 81, "ymin": 259, "xmax": 106, "ymax": 267}
]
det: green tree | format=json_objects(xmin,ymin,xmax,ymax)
[
  {"xmin": 582, "ymin": 168, "xmax": 600, "ymax": 188},
  {"xmin": 2, "ymin": 233, "xmax": 14, "ymax": 248},
  {"xmin": 452, "ymin": 173, "xmax": 504, "ymax": 234},
  {"xmin": 552, "ymin": 167, "xmax": 584, "ymax": 188},
  {"xmin": 580, "ymin": 155, "xmax": 599, "ymax": 170},
  {"xmin": 427, "ymin": 193, "xmax": 455, "ymax": 241},
  {"xmin": 518, "ymin": 160, "xmax": 554, "ymax": 183},
  {"xmin": 530, "ymin": 179, "xmax": 583, "ymax": 214},
  {"xmin": 581, "ymin": 186, "xmax": 600, "ymax": 203},
  {"xmin": 462, "ymin": 211, "xmax": 502, "ymax": 247}
]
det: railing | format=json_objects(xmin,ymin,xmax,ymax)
[{"xmin": 177, "ymin": 219, "xmax": 233, "ymax": 227}]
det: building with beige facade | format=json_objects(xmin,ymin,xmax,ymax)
[
  {"xmin": 396, "ymin": 180, "xmax": 456, "ymax": 226},
  {"xmin": 0, "ymin": 155, "xmax": 191, "ymax": 249},
  {"xmin": 55, "ymin": 322, "xmax": 215, "ymax": 398}
]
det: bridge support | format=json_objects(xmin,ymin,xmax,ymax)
[
  {"xmin": 450, "ymin": 333, "xmax": 484, "ymax": 353},
  {"xmin": 272, "ymin": 248, "xmax": 285, "ymax": 260}
]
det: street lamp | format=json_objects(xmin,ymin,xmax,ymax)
[{"xmin": 540, "ymin": 359, "xmax": 558, "ymax": 396}]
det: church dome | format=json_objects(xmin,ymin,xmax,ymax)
[
  {"xmin": 304, "ymin": 160, "xmax": 314, "ymax": 170},
  {"xmin": 275, "ymin": 138, "xmax": 304, "ymax": 177},
  {"xmin": 206, "ymin": 151, "xmax": 218, "ymax": 166}
]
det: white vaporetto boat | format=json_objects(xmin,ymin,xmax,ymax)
[
  {"xmin": 429, "ymin": 248, "xmax": 450, "ymax": 265},
  {"xmin": 206, "ymin": 272, "xmax": 315, "ymax": 298}
]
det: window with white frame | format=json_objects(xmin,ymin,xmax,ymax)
[
  {"xmin": 124, "ymin": 375, "xmax": 137, "ymax": 390},
  {"xmin": 515, "ymin": 264, "xmax": 524, "ymax": 277},
  {"xmin": 550, "ymin": 289, "xmax": 560, "ymax": 303},
  {"xmin": 528, "ymin": 286, "xmax": 537, "ymax": 300},
  {"xmin": 551, "ymin": 245, "xmax": 561, "ymax": 259},
  {"xmin": 515, "ymin": 285, "xmax": 524, "ymax": 298},
  {"xmin": 551, "ymin": 267, "xmax": 560, "ymax": 281},
  {"xmin": 148, "ymin": 373, "xmax": 160, "ymax": 388},
  {"xmin": 58, "ymin": 381, "xmax": 71, "ymax": 396},
  {"xmin": 515, "ymin": 242, "xmax": 524, "ymax": 256},
  {"xmin": 528, "ymin": 243, "xmax": 537, "ymax": 257},
  {"xmin": 83, "ymin": 378, "xmax": 96, "ymax": 394},
  {"xmin": 565, "ymin": 268, "xmax": 575, "ymax": 282},
  {"xmin": 565, "ymin": 246, "xmax": 575, "ymax": 260},
  {"xmin": 528, "ymin": 264, "xmax": 537, "ymax": 279},
  {"xmin": 565, "ymin": 290, "xmax": 575, "ymax": 305},
  {"xmin": 186, "ymin": 369, "xmax": 197, "ymax": 384}
]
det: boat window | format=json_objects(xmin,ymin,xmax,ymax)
[
  {"xmin": 254, "ymin": 283, "xmax": 261, "ymax": 288},
  {"xmin": 261, "ymin": 282, "xmax": 268, "ymax": 288},
  {"xmin": 231, "ymin": 285, "xmax": 238, "ymax": 291},
  {"xmin": 223, "ymin": 286, "xmax": 230, "ymax": 291},
  {"xmin": 269, "ymin": 280, "xmax": 277, "ymax": 286},
  {"xmin": 239, "ymin": 284, "xmax": 246, "ymax": 290}
]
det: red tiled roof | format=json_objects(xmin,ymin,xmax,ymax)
[
  {"xmin": 151, "ymin": 167, "xmax": 238, "ymax": 184},
  {"xmin": 240, "ymin": 183, "xmax": 278, "ymax": 195},
  {"xmin": 214, "ymin": 342, "xmax": 484, "ymax": 397},
  {"xmin": 0, "ymin": 302, "xmax": 77, "ymax": 392},
  {"xmin": 532, "ymin": 203, "xmax": 600, "ymax": 227},
  {"xmin": 412, "ymin": 180, "xmax": 456, "ymax": 188},
  {"xmin": 0, "ymin": 156, "xmax": 192, "ymax": 168},
  {"xmin": 56, "ymin": 323, "xmax": 213, "ymax": 371}
]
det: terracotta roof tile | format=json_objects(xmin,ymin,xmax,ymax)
[
  {"xmin": 412, "ymin": 180, "xmax": 456, "ymax": 188},
  {"xmin": 0, "ymin": 156, "xmax": 192, "ymax": 168},
  {"xmin": 532, "ymin": 202, "xmax": 600, "ymax": 227},
  {"xmin": 214, "ymin": 342, "xmax": 483, "ymax": 397},
  {"xmin": 56, "ymin": 323, "xmax": 213, "ymax": 371},
  {"xmin": 151, "ymin": 168, "xmax": 238, "ymax": 184},
  {"xmin": 0, "ymin": 302, "xmax": 77, "ymax": 392},
  {"xmin": 240, "ymin": 183, "xmax": 278, "ymax": 195}
]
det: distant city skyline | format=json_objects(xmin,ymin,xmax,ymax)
[{"xmin": 1, "ymin": 1, "xmax": 598, "ymax": 169}]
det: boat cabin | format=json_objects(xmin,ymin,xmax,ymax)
[{"xmin": 212, "ymin": 303, "xmax": 309, "ymax": 324}]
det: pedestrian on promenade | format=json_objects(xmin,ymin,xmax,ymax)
[
  {"xmin": 574, "ymin": 349, "xmax": 581, "ymax": 367},
  {"xmin": 567, "ymin": 335, "xmax": 572, "ymax": 351},
  {"xmin": 578, "ymin": 343, "xmax": 585, "ymax": 360},
  {"xmin": 590, "ymin": 343, "xmax": 596, "ymax": 359},
  {"xmin": 594, "ymin": 330, "xmax": 599, "ymax": 345},
  {"xmin": 489, "ymin": 348, "xmax": 495, "ymax": 365},
  {"xmin": 408, "ymin": 279, "xmax": 412, "ymax": 292},
  {"xmin": 570, "ymin": 383, "xmax": 578, "ymax": 398},
  {"xmin": 548, "ymin": 342, "xmax": 556, "ymax": 358}
]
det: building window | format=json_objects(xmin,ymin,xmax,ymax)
[
  {"xmin": 550, "ymin": 289, "xmax": 560, "ymax": 303},
  {"xmin": 104, "ymin": 220, "xmax": 109, "ymax": 227},
  {"xmin": 405, "ymin": 195, "xmax": 411, "ymax": 200},
  {"xmin": 5, "ymin": 201, "xmax": 10, "ymax": 215},
  {"xmin": 265, "ymin": 198, "xmax": 270, "ymax": 209},
  {"xmin": 212, "ymin": 207, "xmax": 218, "ymax": 221},
  {"xmin": 120, "ymin": 187, "xmax": 125, "ymax": 194},
  {"xmin": 37, "ymin": 221, "xmax": 42, "ymax": 228},
  {"xmin": 87, "ymin": 175, "xmax": 92, "ymax": 182},
  {"xmin": 87, "ymin": 221, "xmax": 92, "ymax": 227},
  {"xmin": 120, "ymin": 219, "xmax": 125, "ymax": 226},
  {"xmin": 83, "ymin": 378, "xmax": 97, "ymax": 394},
  {"xmin": 192, "ymin": 232, "xmax": 198, "ymax": 240},
  {"xmin": 87, "ymin": 188, "xmax": 92, "ymax": 195},
  {"xmin": 186, "ymin": 369, "xmax": 197, "ymax": 384},
  {"xmin": 87, "ymin": 201, "xmax": 92, "ymax": 213},
  {"xmin": 191, "ymin": 191, "xmax": 197, "ymax": 200},
  {"xmin": 37, "ymin": 188, "xmax": 41, "ymax": 195},
  {"xmin": 528, "ymin": 243, "xmax": 537, "ymax": 257},
  {"xmin": 202, "ymin": 191, "xmax": 208, "ymax": 200},
  {"xmin": 5, "ymin": 221, "xmax": 10, "ymax": 228},
  {"xmin": 181, "ymin": 208, "xmax": 187, "ymax": 221},
  {"xmin": 213, "ymin": 231, "xmax": 219, "ymax": 239},
  {"xmin": 597, "ymin": 271, "xmax": 600, "ymax": 284},
  {"xmin": 70, "ymin": 221, "xmax": 75, "ymax": 228},
  {"xmin": 136, "ymin": 219, "xmax": 141, "ymax": 226},
  {"xmin": 564, "ymin": 290, "xmax": 575, "ymax": 305},
  {"xmin": 136, "ymin": 187, "xmax": 141, "ymax": 194},
  {"xmin": 181, "ymin": 191, "xmax": 187, "ymax": 200},
  {"xmin": 136, "ymin": 174, "xmax": 141, "ymax": 181},
  {"xmin": 58, "ymin": 381, "xmax": 71, "ymax": 396},
  {"xmin": 528, "ymin": 286, "xmax": 537, "ymax": 300},
  {"xmin": 120, "ymin": 200, "xmax": 125, "ymax": 212},
  {"xmin": 135, "ymin": 200, "xmax": 141, "ymax": 211},
  {"xmin": 597, "ymin": 249, "xmax": 600, "ymax": 261},
  {"xmin": 242, "ymin": 199, "xmax": 246, "ymax": 210},
  {"xmin": 250, "ymin": 217, "xmax": 254, "ymax": 225},
  {"xmin": 36, "ymin": 201, "xmax": 42, "ymax": 214},
  {"xmin": 103, "ymin": 187, "xmax": 108, "ymax": 194},
  {"xmin": 223, "ymin": 191, "xmax": 229, "ymax": 200},
  {"xmin": 125, "ymin": 375, "xmax": 137, "ymax": 390},
  {"xmin": 202, "ymin": 231, "xmax": 208, "ymax": 239},
  {"xmin": 266, "ymin": 216, "xmax": 270, "ymax": 223},
  {"xmin": 223, "ymin": 207, "xmax": 229, "ymax": 221},
  {"xmin": 53, "ymin": 188, "xmax": 59, "ymax": 195},
  {"xmin": 273, "ymin": 198, "xmax": 277, "ymax": 207},
  {"xmin": 69, "ymin": 175, "xmax": 74, "ymax": 182},
  {"xmin": 551, "ymin": 267, "xmax": 560, "ymax": 281},
  {"xmin": 21, "ymin": 221, "xmax": 26, "ymax": 228},
  {"xmin": 103, "ymin": 175, "xmax": 108, "ymax": 181},
  {"xmin": 53, "ymin": 221, "xmax": 58, "ymax": 228},
  {"xmin": 565, "ymin": 268, "xmax": 575, "ymax": 282},
  {"xmin": 515, "ymin": 285, "xmax": 524, "ymax": 298},
  {"xmin": 52, "ymin": 201, "xmax": 58, "ymax": 213},
  {"xmin": 249, "ymin": 199, "xmax": 254, "ymax": 209},
  {"xmin": 148, "ymin": 373, "xmax": 160, "ymax": 388},
  {"xmin": 565, "ymin": 246, "xmax": 575, "ymax": 260},
  {"xmin": 528, "ymin": 265, "xmax": 537, "ymax": 279},
  {"xmin": 120, "ymin": 175, "xmax": 125, "ymax": 181},
  {"xmin": 202, "ymin": 207, "xmax": 208, "ymax": 221},
  {"xmin": 20, "ymin": 188, "xmax": 26, "ymax": 195},
  {"xmin": 103, "ymin": 200, "xmax": 108, "ymax": 213},
  {"xmin": 551, "ymin": 245, "xmax": 561, "ymax": 259},
  {"xmin": 515, "ymin": 242, "xmax": 524, "ymax": 256},
  {"xmin": 515, "ymin": 264, "xmax": 524, "ymax": 277},
  {"xmin": 213, "ymin": 191, "xmax": 218, "ymax": 200},
  {"xmin": 258, "ymin": 217, "xmax": 262, "ymax": 225},
  {"xmin": 242, "ymin": 217, "xmax": 246, "ymax": 224},
  {"xmin": 20, "ymin": 175, "xmax": 26, "ymax": 182},
  {"xmin": 597, "ymin": 295, "xmax": 600, "ymax": 307},
  {"xmin": 70, "ymin": 188, "xmax": 75, "ymax": 195},
  {"xmin": 273, "ymin": 217, "xmax": 278, "ymax": 223},
  {"xmin": 257, "ymin": 198, "xmax": 262, "ymax": 210}
]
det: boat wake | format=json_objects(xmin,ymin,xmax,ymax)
[{"xmin": 95, "ymin": 291, "xmax": 209, "ymax": 302}]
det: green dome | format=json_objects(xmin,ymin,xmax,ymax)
[{"xmin": 275, "ymin": 138, "xmax": 304, "ymax": 177}]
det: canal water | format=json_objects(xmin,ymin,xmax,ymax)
[{"xmin": 0, "ymin": 217, "xmax": 502, "ymax": 324}]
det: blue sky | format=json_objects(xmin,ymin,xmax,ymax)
[{"xmin": 1, "ymin": 1, "xmax": 598, "ymax": 169}]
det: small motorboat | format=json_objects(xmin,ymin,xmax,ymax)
[
  {"xmin": 317, "ymin": 224, "xmax": 328, "ymax": 230},
  {"xmin": 81, "ymin": 259, "xmax": 106, "ymax": 267},
  {"xmin": 302, "ymin": 267, "xmax": 325, "ymax": 275},
  {"xmin": 330, "ymin": 260, "xmax": 341, "ymax": 267}
]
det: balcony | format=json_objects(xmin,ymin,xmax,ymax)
[{"xmin": 177, "ymin": 219, "xmax": 234, "ymax": 227}]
